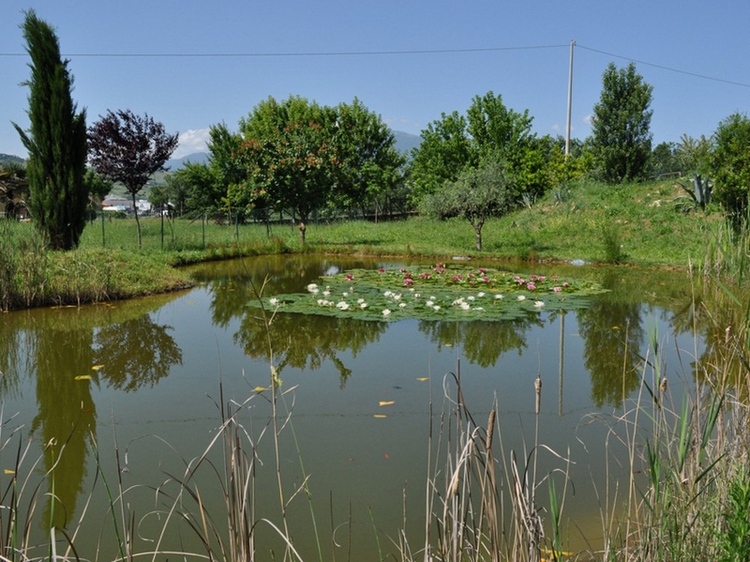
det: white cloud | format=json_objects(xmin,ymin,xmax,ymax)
[
  {"xmin": 583, "ymin": 114, "xmax": 593, "ymax": 126},
  {"xmin": 173, "ymin": 128, "xmax": 211, "ymax": 159}
]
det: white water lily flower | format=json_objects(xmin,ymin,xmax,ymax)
[
  {"xmin": 467, "ymin": 296, "xmax": 475, "ymax": 301},
  {"xmin": 399, "ymin": 302, "xmax": 407, "ymax": 309},
  {"xmin": 452, "ymin": 298, "xmax": 464, "ymax": 306},
  {"xmin": 414, "ymin": 293, "xmax": 421, "ymax": 299},
  {"xmin": 460, "ymin": 302, "xmax": 471, "ymax": 310},
  {"xmin": 477, "ymin": 292, "xmax": 485, "ymax": 298},
  {"xmin": 357, "ymin": 298, "xmax": 365, "ymax": 304},
  {"xmin": 475, "ymin": 306, "xmax": 485, "ymax": 311},
  {"xmin": 307, "ymin": 283, "xmax": 319, "ymax": 293},
  {"xmin": 323, "ymin": 290, "xmax": 331, "ymax": 297},
  {"xmin": 517, "ymin": 295, "xmax": 526, "ymax": 301},
  {"xmin": 393, "ymin": 293, "xmax": 402, "ymax": 301},
  {"xmin": 317, "ymin": 299, "xmax": 325, "ymax": 306},
  {"xmin": 495, "ymin": 294, "xmax": 504, "ymax": 299},
  {"xmin": 384, "ymin": 290, "xmax": 393, "ymax": 297},
  {"xmin": 432, "ymin": 305, "xmax": 441, "ymax": 311},
  {"xmin": 426, "ymin": 300, "xmax": 435, "ymax": 308},
  {"xmin": 534, "ymin": 300, "xmax": 545, "ymax": 308},
  {"xmin": 360, "ymin": 302, "xmax": 368, "ymax": 309},
  {"xmin": 269, "ymin": 297, "xmax": 280, "ymax": 306},
  {"xmin": 382, "ymin": 309, "xmax": 392, "ymax": 317},
  {"xmin": 336, "ymin": 301, "xmax": 350, "ymax": 310}
]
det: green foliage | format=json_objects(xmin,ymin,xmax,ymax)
[
  {"xmin": 13, "ymin": 10, "xmax": 88, "ymax": 250},
  {"xmin": 238, "ymin": 96, "xmax": 336, "ymax": 242},
  {"xmin": 590, "ymin": 62, "xmax": 654, "ymax": 184},
  {"xmin": 676, "ymin": 133, "xmax": 714, "ymax": 176},
  {"xmin": 330, "ymin": 98, "xmax": 406, "ymax": 215},
  {"xmin": 711, "ymin": 113, "xmax": 750, "ymax": 227},
  {"xmin": 409, "ymin": 91, "xmax": 556, "ymax": 208},
  {"xmin": 721, "ymin": 473, "xmax": 750, "ymax": 562},
  {"xmin": 649, "ymin": 141, "xmax": 680, "ymax": 178},
  {"xmin": 421, "ymin": 158, "xmax": 514, "ymax": 250},
  {"xmin": 407, "ymin": 110, "xmax": 473, "ymax": 204}
]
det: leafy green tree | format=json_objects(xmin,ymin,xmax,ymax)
[
  {"xmin": 409, "ymin": 91, "xmax": 552, "ymax": 207},
  {"xmin": 408, "ymin": 111, "xmax": 474, "ymax": 205},
  {"xmin": 238, "ymin": 96, "xmax": 337, "ymax": 243},
  {"xmin": 649, "ymin": 141, "xmax": 679, "ymax": 178},
  {"xmin": 330, "ymin": 98, "xmax": 405, "ymax": 217},
  {"xmin": 711, "ymin": 113, "xmax": 750, "ymax": 227},
  {"xmin": 421, "ymin": 158, "xmax": 514, "ymax": 251},
  {"xmin": 88, "ymin": 109, "xmax": 178, "ymax": 247},
  {"xmin": 13, "ymin": 10, "xmax": 88, "ymax": 250},
  {"xmin": 590, "ymin": 62, "xmax": 653, "ymax": 183},
  {"xmin": 170, "ymin": 124, "xmax": 245, "ymax": 221}
]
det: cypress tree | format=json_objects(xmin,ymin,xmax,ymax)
[{"xmin": 13, "ymin": 10, "xmax": 88, "ymax": 250}]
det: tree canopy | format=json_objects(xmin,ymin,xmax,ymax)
[
  {"xmin": 590, "ymin": 63, "xmax": 653, "ymax": 183},
  {"xmin": 13, "ymin": 10, "xmax": 88, "ymax": 250},
  {"xmin": 408, "ymin": 91, "xmax": 554, "ymax": 207}
]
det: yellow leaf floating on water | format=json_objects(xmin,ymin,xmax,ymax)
[
  {"xmin": 253, "ymin": 386, "xmax": 268, "ymax": 393},
  {"xmin": 91, "ymin": 365, "xmax": 105, "ymax": 371},
  {"xmin": 612, "ymin": 326, "xmax": 620, "ymax": 330},
  {"xmin": 373, "ymin": 414, "xmax": 387, "ymax": 419},
  {"xmin": 378, "ymin": 400, "xmax": 395, "ymax": 407},
  {"xmin": 443, "ymin": 342, "xmax": 453, "ymax": 347},
  {"xmin": 74, "ymin": 375, "xmax": 92, "ymax": 381},
  {"xmin": 416, "ymin": 377, "xmax": 429, "ymax": 382},
  {"xmin": 4, "ymin": 469, "xmax": 15, "ymax": 475}
]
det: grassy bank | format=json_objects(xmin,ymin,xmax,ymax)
[{"xmin": 0, "ymin": 178, "xmax": 740, "ymax": 311}]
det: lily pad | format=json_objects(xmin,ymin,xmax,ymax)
[{"xmin": 252, "ymin": 263, "xmax": 607, "ymax": 322}]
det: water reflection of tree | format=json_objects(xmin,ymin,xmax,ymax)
[
  {"xmin": 235, "ymin": 312, "xmax": 386, "ymax": 386},
  {"xmin": 93, "ymin": 314, "xmax": 183, "ymax": 391},
  {"xmin": 576, "ymin": 273, "xmax": 645, "ymax": 407},
  {"xmin": 671, "ymin": 281, "xmax": 750, "ymax": 397},
  {"xmin": 30, "ymin": 326, "xmax": 97, "ymax": 530},
  {"xmin": 418, "ymin": 316, "xmax": 542, "ymax": 368},
  {"xmin": 0, "ymin": 311, "xmax": 29, "ymax": 398},
  {"xmin": 194, "ymin": 255, "xmax": 389, "ymax": 386},
  {"xmin": 193, "ymin": 255, "xmax": 381, "ymax": 328}
]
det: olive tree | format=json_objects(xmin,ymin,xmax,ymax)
[{"xmin": 421, "ymin": 157, "xmax": 514, "ymax": 251}]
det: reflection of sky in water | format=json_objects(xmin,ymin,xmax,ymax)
[{"xmin": 0, "ymin": 257, "xmax": 712, "ymax": 560}]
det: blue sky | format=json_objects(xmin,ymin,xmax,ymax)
[{"xmin": 2, "ymin": 1, "xmax": 749, "ymax": 159}]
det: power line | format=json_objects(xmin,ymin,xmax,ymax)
[
  {"xmin": 3, "ymin": 40, "xmax": 748, "ymax": 90},
  {"xmin": 0, "ymin": 44, "xmax": 568, "ymax": 58},
  {"xmin": 577, "ymin": 44, "xmax": 750, "ymax": 89}
]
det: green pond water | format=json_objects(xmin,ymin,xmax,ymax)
[{"xmin": 0, "ymin": 254, "xmax": 721, "ymax": 560}]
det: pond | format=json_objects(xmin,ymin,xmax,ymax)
[{"xmin": 0, "ymin": 255, "xmax": 719, "ymax": 560}]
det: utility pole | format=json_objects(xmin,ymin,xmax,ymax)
[{"xmin": 565, "ymin": 40, "xmax": 575, "ymax": 158}]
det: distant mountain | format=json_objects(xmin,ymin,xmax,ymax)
[
  {"xmin": 0, "ymin": 154, "xmax": 25, "ymax": 167},
  {"xmin": 165, "ymin": 152, "xmax": 209, "ymax": 171},
  {"xmin": 393, "ymin": 130, "xmax": 421, "ymax": 155}
]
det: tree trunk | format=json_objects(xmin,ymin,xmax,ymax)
[
  {"xmin": 132, "ymin": 192, "xmax": 142, "ymax": 249},
  {"xmin": 474, "ymin": 222, "xmax": 483, "ymax": 251}
]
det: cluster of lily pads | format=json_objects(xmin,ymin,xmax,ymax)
[{"xmin": 259, "ymin": 263, "xmax": 606, "ymax": 322}]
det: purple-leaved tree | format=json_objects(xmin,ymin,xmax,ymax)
[{"xmin": 88, "ymin": 109, "xmax": 178, "ymax": 248}]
